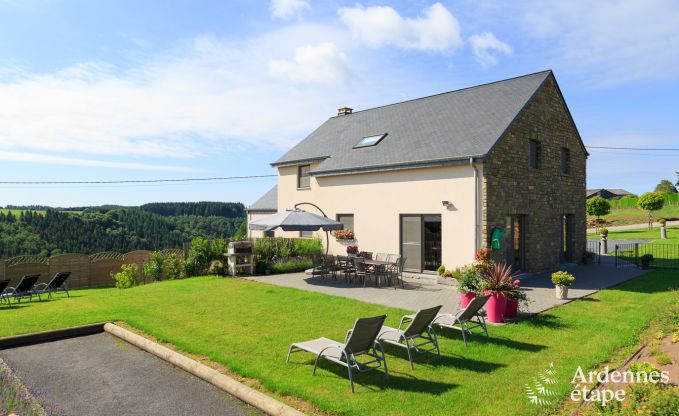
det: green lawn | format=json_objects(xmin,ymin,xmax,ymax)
[
  {"xmin": 587, "ymin": 226, "xmax": 679, "ymax": 242},
  {"xmin": 0, "ymin": 272, "xmax": 676, "ymax": 416},
  {"xmin": 589, "ymin": 205, "xmax": 679, "ymax": 227},
  {"xmin": 0, "ymin": 209, "xmax": 45, "ymax": 216}
]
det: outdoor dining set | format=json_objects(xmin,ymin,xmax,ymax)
[{"xmin": 310, "ymin": 253, "xmax": 406, "ymax": 288}]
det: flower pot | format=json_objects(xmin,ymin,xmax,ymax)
[
  {"xmin": 484, "ymin": 291, "xmax": 507, "ymax": 323},
  {"xmin": 555, "ymin": 285, "xmax": 569, "ymax": 299},
  {"xmin": 459, "ymin": 292, "xmax": 476, "ymax": 308},
  {"xmin": 504, "ymin": 297, "xmax": 518, "ymax": 319}
]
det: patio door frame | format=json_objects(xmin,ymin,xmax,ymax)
[{"xmin": 399, "ymin": 214, "xmax": 442, "ymax": 273}]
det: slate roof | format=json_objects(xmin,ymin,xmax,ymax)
[
  {"xmin": 272, "ymin": 70, "xmax": 556, "ymax": 176},
  {"xmin": 247, "ymin": 185, "xmax": 277, "ymax": 212}
]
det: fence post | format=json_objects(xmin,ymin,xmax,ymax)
[
  {"xmin": 634, "ymin": 243, "xmax": 639, "ymax": 268},
  {"xmin": 615, "ymin": 245, "xmax": 618, "ymax": 268}
]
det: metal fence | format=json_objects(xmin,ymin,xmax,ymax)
[
  {"xmin": 614, "ymin": 243, "xmax": 679, "ymax": 269},
  {"xmin": 586, "ymin": 240, "xmax": 602, "ymax": 264}
]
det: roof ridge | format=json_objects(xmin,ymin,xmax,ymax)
[{"xmin": 331, "ymin": 69, "xmax": 553, "ymax": 118}]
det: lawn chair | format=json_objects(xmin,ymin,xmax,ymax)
[
  {"xmin": 34, "ymin": 272, "xmax": 72, "ymax": 299},
  {"xmin": 3, "ymin": 275, "xmax": 41, "ymax": 303},
  {"xmin": 378, "ymin": 305, "xmax": 442, "ymax": 368},
  {"xmin": 353, "ymin": 258, "xmax": 372, "ymax": 287},
  {"xmin": 430, "ymin": 295, "xmax": 490, "ymax": 346},
  {"xmin": 0, "ymin": 280, "xmax": 11, "ymax": 306},
  {"xmin": 286, "ymin": 315, "xmax": 388, "ymax": 393}
]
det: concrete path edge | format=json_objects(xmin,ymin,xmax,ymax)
[
  {"xmin": 0, "ymin": 322, "xmax": 107, "ymax": 350},
  {"xmin": 103, "ymin": 323, "xmax": 306, "ymax": 416}
]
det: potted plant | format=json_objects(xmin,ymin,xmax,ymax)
[
  {"xmin": 599, "ymin": 227, "xmax": 608, "ymax": 238},
  {"xmin": 659, "ymin": 218, "xmax": 667, "ymax": 239},
  {"xmin": 332, "ymin": 229, "xmax": 355, "ymax": 240},
  {"xmin": 480, "ymin": 262, "xmax": 516, "ymax": 323},
  {"xmin": 346, "ymin": 245, "xmax": 359, "ymax": 258},
  {"xmin": 457, "ymin": 266, "xmax": 480, "ymax": 307},
  {"xmin": 640, "ymin": 253, "xmax": 653, "ymax": 269},
  {"xmin": 552, "ymin": 271, "xmax": 575, "ymax": 299},
  {"xmin": 504, "ymin": 279, "xmax": 524, "ymax": 319}
]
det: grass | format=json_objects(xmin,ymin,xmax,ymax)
[
  {"xmin": 0, "ymin": 272, "xmax": 677, "ymax": 416},
  {"xmin": 587, "ymin": 226, "xmax": 679, "ymax": 242},
  {"xmin": 588, "ymin": 205, "xmax": 679, "ymax": 227},
  {"xmin": 0, "ymin": 209, "xmax": 45, "ymax": 216}
]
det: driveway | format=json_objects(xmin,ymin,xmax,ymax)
[
  {"xmin": 247, "ymin": 256, "xmax": 648, "ymax": 316},
  {"xmin": 587, "ymin": 220, "xmax": 679, "ymax": 233},
  {"xmin": 0, "ymin": 333, "xmax": 261, "ymax": 416}
]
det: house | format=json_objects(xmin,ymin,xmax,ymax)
[
  {"xmin": 247, "ymin": 185, "xmax": 278, "ymax": 238},
  {"xmin": 586, "ymin": 188, "xmax": 633, "ymax": 200},
  {"xmin": 248, "ymin": 70, "xmax": 587, "ymax": 273}
]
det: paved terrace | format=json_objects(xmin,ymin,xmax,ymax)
[{"xmin": 246, "ymin": 256, "xmax": 648, "ymax": 315}]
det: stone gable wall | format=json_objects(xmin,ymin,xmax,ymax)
[{"xmin": 482, "ymin": 75, "xmax": 587, "ymax": 272}]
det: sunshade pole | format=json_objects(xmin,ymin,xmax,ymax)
[{"xmin": 294, "ymin": 202, "xmax": 331, "ymax": 256}]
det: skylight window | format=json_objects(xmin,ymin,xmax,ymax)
[{"xmin": 354, "ymin": 133, "xmax": 387, "ymax": 148}]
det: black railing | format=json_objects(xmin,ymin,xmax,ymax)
[{"xmin": 614, "ymin": 243, "xmax": 679, "ymax": 269}]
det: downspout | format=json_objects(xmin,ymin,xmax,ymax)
[{"xmin": 470, "ymin": 157, "xmax": 479, "ymax": 256}]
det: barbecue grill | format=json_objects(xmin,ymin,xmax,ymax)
[{"xmin": 225, "ymin": 241, "xmax": 254, "ymax": 276}]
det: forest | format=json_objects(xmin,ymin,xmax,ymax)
[{"xmin": 0, "ymin": 202, "xmax": 246, "ymax": 258}]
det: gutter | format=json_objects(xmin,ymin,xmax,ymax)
[{"xmin": 470, "ymin": 157, "xmax": 479, "ymax": 255}]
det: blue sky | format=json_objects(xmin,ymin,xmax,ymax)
[{"xmin": 0, "ymin": 0, "xmax": 677, "ymax": 207}]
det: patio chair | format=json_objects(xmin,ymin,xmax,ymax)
[
  {"xmin": 429, "ymin": 295, "xmax": 490, "ymax": 346},
  {"xmin": 375, "ymin": 253, "xmax": 387, "ymax": 261},
  {"xmin": 3, "ymin": 274, "xmax": 41, "ymax": 303},
  {"xmin": 377, "ymin": 305, "xmax": 442, "ymax": 369},
  {"xmin": 324, "ymin": 255, "xmax": 339, "ymax": 280},
  {"xmin": 353, "ymin": 258, "xmax": 373, "ymax": 287},
  {"xmin": 386, "ymin": 254, "xmax": 399, "ymax": 263},
  {"xmin": 310, "ymin": 255, "xmax": 328, "ymax": 279},
  {"xmin": 286, "ymin": 315, "xmax": 389, "ymax": 393},
  {"xmin": 385, "ymin": 257, "xmax": 406, "ymax": 287},
  {"xmin": 0, "ymin": 280, "xmax": 11, "ymax": 306},
  {"xmin": 33, "ymin": 272, "xmax": 71, "ymax": 299},
  {"xmin": 336, "ymin": 255, "xmax": 356, "ymax": 283}
]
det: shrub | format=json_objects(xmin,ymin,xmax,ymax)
[
  {"xmin": 143, "ymin": 251, "xmax": 164, "ymax": 281},
  {"xmin": 480, "ymin": 262, "xmax": 515, "ymax": 292},
  {"xmin": 551, "ymin": 271, "xmax": 575, "ymax": 287},
  {"xmin": 293, "ymin": 238, "xmax": 322, "ymax": 257},
  {"xmin": 436, "ymin": 265, "xmax": 446, "ymax": 276},
  {"xmin": 255, "ymin": 259, "xmax": 271, "ymax": 274},
  {"xmin": 659, "ymin": 218, "xmax": 667, "ymax": 225},
  {"xmin": 586, "ymin": 197, "xmax": 611, "ymax": 229},
  {"xmin": 628, "ymin": 361, "xmax": 662, "ymax": 379},
  {"xmin": 270, "ymin": 259, "xmax": 312, "ymax": 274},
  {"xmin": 208, "ymin": 259, "xmax": 225, "ymax": 275},
  {"xmin": 184, "ymin": 237, "xmax": 226, "ymax": 277},
  {"xmin": 638, "ymin": 192, "xmax": 665, "ymax": 229},
  {"xmin": 112, "ymin": 263, "xmax": 138, "ymax": 289},
  {"xmin": 457, "ymin": 266, "xmax": 481, "ymax": 294},
  {"xmin": 165, "ymin": 253, "xmax": 183, "ymax": 279},
  {"xmin": 583, "ymin": 382, "xmax": 679, "ymax": 415},
  {"xmin": 599, "ymin": 227, "xmax": 608, "ymax": 236}
]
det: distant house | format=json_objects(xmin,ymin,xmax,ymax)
[
  {"xmin": 586, "ymin": 189, "xmax": 634, "ymax": 200},
  {"xmin": 249, "ymin": 70, "xmax": 587, "ymax": 273},
  {"xmin": 247, "ymin": 185, "xmax": 277, "ymax": 238}
]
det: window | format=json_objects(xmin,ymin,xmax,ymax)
[
  {"xmin": 560, "ymin": 147, "xmax": 571, "ymax": 175},
  {"xmin": 300, "ymin": 230, "xmax": 313, "ymax": 238},
  {"xmin": 353, "ymin": 133, "xmax": 387, "ymax": 148},
  {"xmin": 336, "ymin": 214, "xmax": 354, "ymax": 231},
  {"xmin": 264, "ymin": 230, "xmax": 275, "ymax": 238},
  {"xmin": 297, "ymin": 165, "xmax": 310, "ymax": 188},
  {"xmin": 529, "ymin": 140, "xmax": 541, "ymax": 169}
]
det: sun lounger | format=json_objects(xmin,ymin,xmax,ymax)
[
  {"xmin": 429, "ymin": 295, "xmax": 490, "ymax": 346},
  {"xmin": 286, "ymin": 315, "xmax": 388, "ymax": 393},
  {"xmin": 34, "ymin": 272, "xmax": 71, "ymax": 299},
  {"xmin": 3, "ymin": 274, "xmax": 41, "ymax": 303},
  {"xmin": 378, "ymin": 305, "xmax": 442, "ymax": 368}
]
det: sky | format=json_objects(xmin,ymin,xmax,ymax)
[{"xmin": 0, "ymin": 0, "xmax": 677, "ymax": 207}]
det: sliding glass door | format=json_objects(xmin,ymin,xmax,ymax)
[{"xmin": 400, "ymin": 215, "xmax": 441, "ymax": 272}]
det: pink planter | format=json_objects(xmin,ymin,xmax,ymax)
[
  {"xmin": 459, "ymin": 292, "xmax": 476, "ymax": 308},
  {"xmin": 504, "ymin": 297, "xmax": 518, "ymax": 319},
  {"xmin": 484, "ymin": 291, "xmax": 507, "ymax": 323}
]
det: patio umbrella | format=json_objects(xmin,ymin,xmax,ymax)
[{"xmin": 248, "ymin": 208, "xmax": 343, "ymax": 255}]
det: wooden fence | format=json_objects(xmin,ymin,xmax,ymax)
[{"xmin": 0, "ymin": 249, "xmax": 184, "ymax": 289}]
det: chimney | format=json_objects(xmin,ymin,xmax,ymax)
[{"xmin": 337, "ymin": 107, "xmax": 353, "ymax": 116}]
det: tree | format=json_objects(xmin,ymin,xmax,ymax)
[
  {"xmin": 654, "ymin": 179, "xmax": 677, "ymax": 194},
  {"xmin": 637, "ymin": 192, "xmax": 665, "ymax": 230},
  {"xmin": 586, "ymin": 197, "xmax": 611, "ymax": 231}
]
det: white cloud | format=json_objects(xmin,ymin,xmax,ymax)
[
  {"xmin": 269, "ymin": 0, "xmax": 310, "ymax": 20},
  {"xmin": 0, "ymin": 151, "xmax": 198, "ymax": 172},
  {"xmin": 518, "ymin": 0, "xmax": 679, "ymax": 86},
  {"xmin": 0, "ymin": 28, "xmax": 361, "ymax": 163},
  {"xmin": 469, "ymin": 32, "xmax": 512, "ymax": 67},
  {"xmin": 267, "ymin": 42, "xmax": 349, "ymax": 85},
  {"xmin": 338, "ymin": 2, "xmax": 463, "ymax": 52}
]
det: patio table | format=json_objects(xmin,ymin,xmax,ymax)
[{"xmin": 362, "ymin": 259, "xmax": 395, "ymax": 287}]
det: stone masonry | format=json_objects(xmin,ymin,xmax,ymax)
[{"xmin": 482, "ymin": 74, "xmax": 587, "ymax": 272}]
